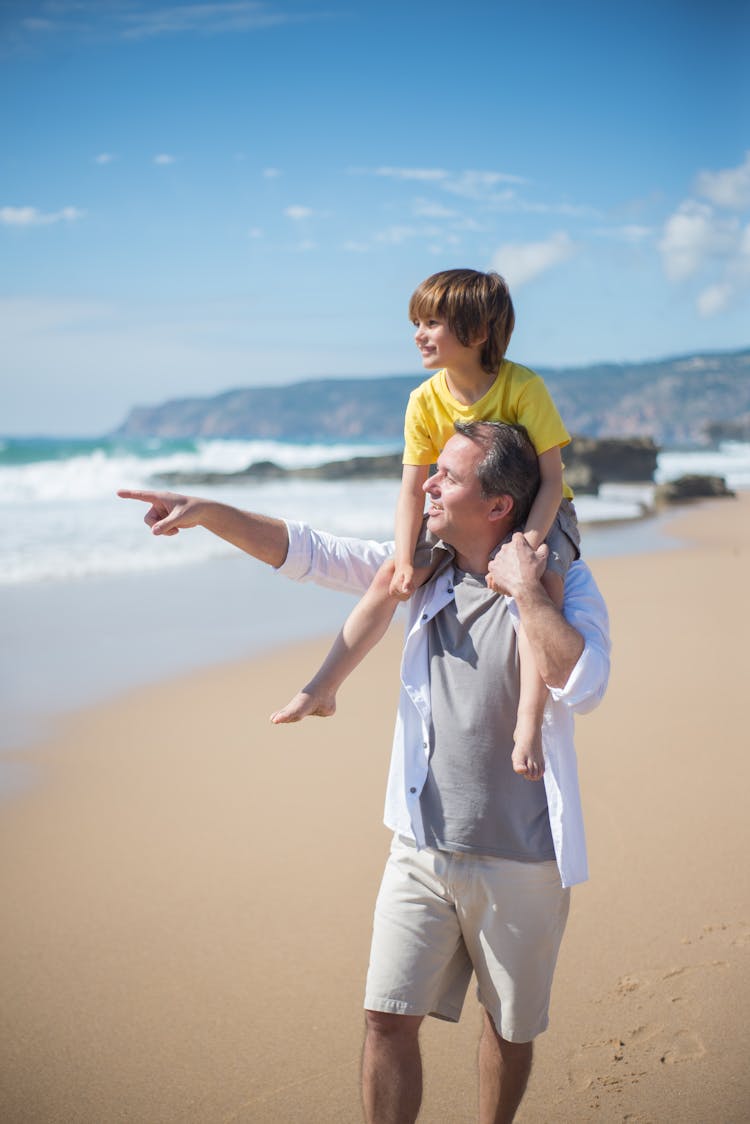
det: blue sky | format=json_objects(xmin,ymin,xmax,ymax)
[{"xmin": 2, "ymin": 0, "xmax": 749, "ymax": 435}]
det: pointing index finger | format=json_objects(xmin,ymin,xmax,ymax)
[{"xmin": 117, "ymin": 489, "xmax": 157, "ymax": 503}]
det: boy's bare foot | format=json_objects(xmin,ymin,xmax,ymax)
[
  {"xmin": 270, "ymin": 686, "xmax": 337, "ymax": 724},
  {"xmin": 511, "ymin": 724, "xmax": 545, "ymax": 781}
]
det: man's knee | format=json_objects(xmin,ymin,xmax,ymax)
[
  {"xmin": 365, "ymin": 1009, "xmax": 423, "ymax": 1041},
  {"xmin": 482, "ymin": 1009, "xmax": 534, "ymax": 1061}
]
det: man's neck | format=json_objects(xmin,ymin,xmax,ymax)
[{"xmin": 453, "ymin": 538, "xmax": 501, "ymax": 576}]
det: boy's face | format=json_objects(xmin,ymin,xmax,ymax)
[{"xmin": 413, "ymin": 316, "xmax": 483, "ymax": 374}]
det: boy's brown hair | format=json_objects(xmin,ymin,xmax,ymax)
[{"xmin": 408, "ymin": 268, "xmax": 515, "ymax": 375}]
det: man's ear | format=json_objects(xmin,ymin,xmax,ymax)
[{"xmin": 488, "ymin": 494, "xmax": 514, "ymax": 522}]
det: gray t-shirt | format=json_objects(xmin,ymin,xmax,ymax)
[{"xmin": 420, "ymin": 567, "xmax": 556, "ymax": 862}]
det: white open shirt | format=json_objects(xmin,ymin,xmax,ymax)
[{"xmin": 277, "ymin": 522, "xmax": 611, "ymax": 888}]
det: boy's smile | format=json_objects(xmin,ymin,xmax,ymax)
[{"xmin": 413, "ymin": 316, "xmax": 482, "ymax": 375}]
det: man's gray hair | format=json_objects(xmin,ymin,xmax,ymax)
[{"xmin": 453, "ymin": 420, "xmax": 540, "ymax": 527}]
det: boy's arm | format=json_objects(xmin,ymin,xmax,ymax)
[
  {"xmin": 523, "ymin": 446, "xmax": 564, "ymax": 549},
  {"xmin": 392, "ymin": 463, "xmax": 430, "ymax": 597}
]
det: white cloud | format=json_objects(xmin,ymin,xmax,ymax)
[
  {"xmin": 593, "ymin": 224, "xmax": 653, "ymax": 243},
  {"xmin": 659, "ymin": 157, "xmax": 750, "ymax": 316},
  {"xmin": 295, "ymin": 239, "xmax": 316, "ymax": 252},
  {"xmin": 491, "ymin": 231, "xmax": 575, "ymax": 288},
  {"xmin": 118, "ymin": 2, "xmax": 297, "ymax": 40},
  {"xmin": 695, "ymin": 151, "xmax": 750, "ymax": 211},
  {"xmin": 342, "ymin": 240, "xmax": 370, "ymax": 253},
  {"xmin": 441, "ymin": 169, "xmax": 528, "ymax": 199},
  {"xmin": 697, "ymin": 283, "xmax": 733, "ymax": 318},
  {"xmin": 0, "ymin": 205, "xmax": 85, "ymax": 227},
  {"xmin": 248, "ymin": 227, "xmax": 263, "ymax": 239},
  {"xmin": 412, "ymin": 198, "xmax": 458, "ymax": 219},
  {"xmin": 94, "ymin": 152, "xmax": 116, "ymax": 165},
  {"xmin": 374, "ymin": 225, "xmax": 422, "ymax": 245},
  {"xmin": 262, "ymin": 167, "xmax": 281, "ymax": 179},
  {"xmin": 153, "ymin": 153, "xmax": 176, "ymax": 165},
  {"xmin": 658, "ymin": 200, "xmax": 739, "ymax": 282},
  {"xmin": 284, "ymin": 205, "xmax": 313, "ymax": 221},
  {"xmin": 373, "ymin": 167, "xmax": 448, "ymax": 182}
]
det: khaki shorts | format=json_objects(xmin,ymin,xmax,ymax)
[{"xmin": 364, "ymin": 835, "xmax": 570, "ymax": 1043}]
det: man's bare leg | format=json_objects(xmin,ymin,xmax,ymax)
[
  {"xmin": 511, "ymin": 570, "xmax": 564, "ymax": 780},
  {"xmin": 478, "ymin": 1010, "xmax": 533, "ymax": 1124},
  {"xmin": 362, "ymin": 1010, "xmax": 424, "ymax": 1124}
]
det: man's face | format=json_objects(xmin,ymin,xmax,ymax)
[{"xmin": 423, "ymin": 434, "xmax": 501, "ymax": 553}]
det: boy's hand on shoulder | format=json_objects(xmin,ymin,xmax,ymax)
[{"xmin": 390, "ymin": 563, "xmax": 415, "ymax": 601}]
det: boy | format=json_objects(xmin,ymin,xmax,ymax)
[{"xmin": 271, "ymin": 269, "xmax": 579, "ymax": 780}]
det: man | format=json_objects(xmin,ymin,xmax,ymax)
[{"xmin": 119, "ymin": 421, "xmax": 610, "ymax": 1124}]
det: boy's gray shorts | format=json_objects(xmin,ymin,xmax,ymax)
[{"xmin": 544, "ymin": 498, "xmax": 581, "ymax": 580}]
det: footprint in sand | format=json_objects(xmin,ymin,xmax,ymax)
[
  {"xmin": 615, "ymin": 974, "xmax": 643, "ymax": 995},
  {"xmin": 660, "ymin": 1028, "xmax": 706, "ymax": 1065}
]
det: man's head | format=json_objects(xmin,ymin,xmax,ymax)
[
  {"xmin": 408, "ymin": 269, "xmax": 515, "ymax": 375},
  {"xmin": 423, "ymin": 422, "xmax": 540, "ymax": 571},
  {"xmin": 454, "ymin": 420, "xmax": 540, "ymax": 525}
]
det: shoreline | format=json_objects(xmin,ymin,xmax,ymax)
[{"xmin": 0, "ymin": 494, "xmax": 748, "ymax": 1121}]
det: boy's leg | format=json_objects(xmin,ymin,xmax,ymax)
[
  {"xmin": 511, "ymin": 570, "xmax": 564, "ymax": 780},
  {"xmin": 270, "ymin": 559, "xmax": 436, "ymax": 723}
]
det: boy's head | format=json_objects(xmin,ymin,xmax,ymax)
[{"xmin": 408, "ymin": 268, "xmax": 515, "ymax": 375}]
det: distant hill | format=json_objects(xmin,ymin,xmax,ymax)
[{"xmin": 114, "ymin": 347, "xmax": 750, "ymax": 447}]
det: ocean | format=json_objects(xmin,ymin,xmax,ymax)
[
  {"xmin": 2, "ymin": 435, "xmax": 749, "ymax": 772},
  {"xmin": 4, "ymin": 434, "xmax": 750, "ymax": 587}
]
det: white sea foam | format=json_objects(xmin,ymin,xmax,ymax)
[
  {"xmin": 1, "ymin": 438, "xmax": 397, "ymax": 505},
  {"xmin": 1, "ymin": 439, "xmax": 748, "ymax": 585},
  {"xmin": 655, "ymin": 442, "xmax": 750, "ymax": 490}
]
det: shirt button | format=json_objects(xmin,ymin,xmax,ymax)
[
  {"xmin": 421, "ymin": 613, "xmax": 428, "ymax": 620},
  {"xmin": 409, "ymin": 787, "xmax": 417, "ymax": 794}
]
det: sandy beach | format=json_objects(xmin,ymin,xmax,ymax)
[{"xmin": 1, "ymin": 496, "xmax": 749, "ymax": 1123}]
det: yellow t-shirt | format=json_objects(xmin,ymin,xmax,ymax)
[{"xmin": 403, "ymin": 360, "xmax": 573, "ymax": 499}]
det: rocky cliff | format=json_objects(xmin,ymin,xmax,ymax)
[{"xmin": 115, "ymin": 347, "xmax": 750, "ymax": 447}]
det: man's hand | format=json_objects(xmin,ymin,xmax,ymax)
[
  {"xmin": 117, "ymin": 489, "xmax": 205, "ymax": 536},
  {"xmin": 486, "ymin": 533, "xmax": 549, "ymax": 597}
]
